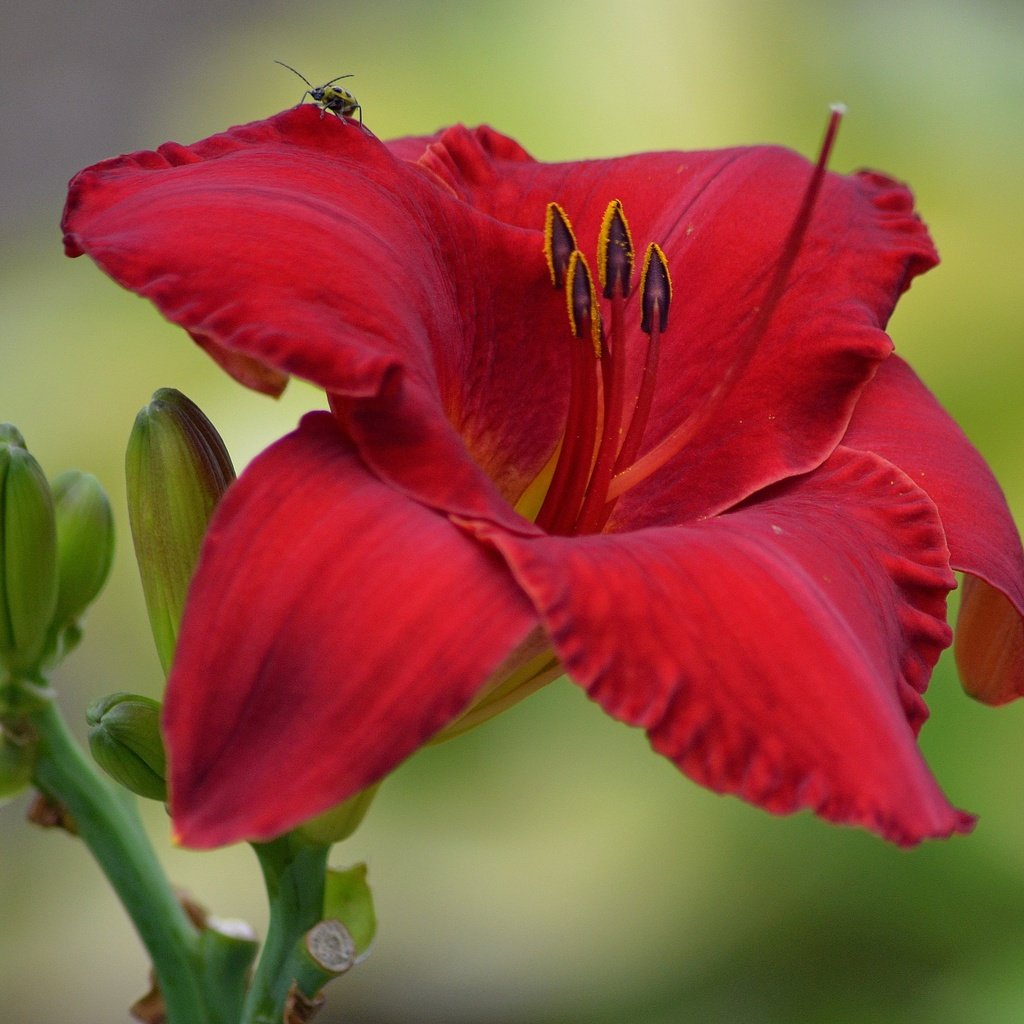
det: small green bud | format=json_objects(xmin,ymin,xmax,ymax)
[
  {"xmin": 0, "ymin": 430, "xmax": 58, "ymax": 676},
  {"xmin": 87, "ymin": 692, "xmax": 167, "ymax": 800},
  {"xmin": 0, "ymin": 721, "xmax": 38, "ymax": 804},
  {"xmin": 126, "ymin": 390, "xmax": 235, "ymax": 675},
  {"xmin": 45, "ymin": 471, "xmax": 115, "ymax": 662}
]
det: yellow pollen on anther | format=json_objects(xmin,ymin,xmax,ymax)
[
  {"xmin": 640, "ymin": 243, "xmax": 672, "ymax": 302},
  {"xmin": 596, "ymin": 199, "xmax": 635, "ymax": 297},
  {"xmin": 564, "ymin": 251, "xmax": 603, "ymax": 357},
  {"xmin": 544, "ymin": 202, "xmax": 578, "ymax": 289},
  {"xmin": 640, "ymin": 243, "xmax": 672, "ymax": 334}
]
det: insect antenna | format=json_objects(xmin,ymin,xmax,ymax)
[
  {"xmin": 322, "ymin": 73, "xmax": 355, "ymax": 86},
  {"xmin": 274, "ymin": 60, "xmax": 314, "ymax": 89}
]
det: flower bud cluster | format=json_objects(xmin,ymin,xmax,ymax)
[{"xmin": 0, "ymin": 393, "xmax": 236, "ymax": 806}]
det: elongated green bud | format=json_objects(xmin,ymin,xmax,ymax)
[
  {"xmin": 87, "ymin": 692, "xmax": 167, "ymax": 800},
  {"xmin": 0, "ymin": 429, "xmax": 58, "ymax": 676},
  {"xmin": 45, "ymin": 470, "xmax": 115, "ymax": 663},
  {"xmin": 126, "ymin": 390, "xmax": 235, "ymax": 674}
]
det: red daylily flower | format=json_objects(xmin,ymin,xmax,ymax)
[{"xmin": 62, "ymin": 108, "xmax": 1024, "ymax": 849}]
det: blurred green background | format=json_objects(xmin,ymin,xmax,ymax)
[{"xmin": 3, "ymin": 1, "xmax": 1024, "ymax": 1021}]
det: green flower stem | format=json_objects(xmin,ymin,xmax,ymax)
[
  {"xmin": 198, "ymin": 926, "xmax": 261, "ymax": 1023},
  {"xmin": 242, "ymin": 835, "xmax": 331, "ymax": 1024},
  {"xmin": 29, "ymin": 699, "xmax": 211, "ymax": 1024}
]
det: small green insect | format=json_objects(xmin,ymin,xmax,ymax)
[{"xmin": 275, "ymin": 60, "xmax": 362, "ymax": 124}]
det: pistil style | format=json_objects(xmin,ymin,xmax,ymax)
[{"xmin": 608, "ymin": 105, "xmax": 846, "ymax": 502}]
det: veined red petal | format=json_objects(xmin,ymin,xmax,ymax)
[
  {"xmin": 474, "ymin": 447, "xmax": 968, "ymax": 845},
  {"xmin": 62, "ymin": 109, "xmax": 569, "ymax": 515},
  {"xmin": 843, "ymin": 354, "xmax": 1024, "ymax": 703},
  {"xmin": 164, "ymin": 412, "xmax": 536, "ymax": 848},
  {"xmin": 410, "ymin": 125, "xmax": 939, "ymax": 524}
]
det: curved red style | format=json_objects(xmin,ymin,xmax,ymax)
[{"xmin": 62, "ymin": 108, "xmax": 1024, "ymax": 847}]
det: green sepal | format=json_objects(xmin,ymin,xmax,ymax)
[
  {"xmin": 126, "ymin": 389, "xmax": 235, "ymax": 675},
  {"xmin": 44, "ymin": 470, "xmax": 114, "ymax": 664},
  {"xmin": 0, "ymin": 719, "xmax": 38, "ymax": 804},
  {"xmin": 295, "ymin": 782, "xmax": 380, "ymax": 846},
  {"xmin": 87, "ymin": 692, "xmax": 167, "ymax": 801},
  {"xmin": 0, "ymin": 433, "xmax": 58, "ymax": 676},
  {"xmin": 323, "ymin": 862, "xmax": 376, "ymax": 955}
]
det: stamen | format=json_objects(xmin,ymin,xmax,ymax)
[
  {"xmin": 573, "ymin": 286, "xmax": 627, "ymax": 534},
  {"xmin": 544, "ymin": 202, "xmax": 578, "ymax": 289},
  {"xmin": 566, "ymin": 203, "xmax": 640, "ymax": 533},
  {"xmin": 534, "ymin": 327, "xmax": 587, "ymax": 532},
  {"xmin": 545, "ymin": 335, "xmax": 601, "ymax": 535},
  {"xmin": 607, "ymin": 104, "xmax": 846, "ymax": 502},
  {"xmin": 639, "ymin": 242, "xmax": 671, "ymax": 335},
  {"xmin": 596, "ymin": 199, "xmax": 635, "ymax": 299},
  {"xmin": 536, "ymin": 253, "xmax": 602, "ymax": 534},
  {"xmin": 575, "ymin": 245, "xmax": 674, "ymax": 533},
  {"xmin": 534, "ymin": 206, "xmax": 671, "ymax": 534},
  {"xmin": 564, "ymin": 250, "xmax": 603, "ymax": 356},
  {"xmin": 615, "ymin": 243, "xmax": 671, "ymax": 473}
]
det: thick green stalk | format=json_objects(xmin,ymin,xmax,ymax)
[
  {"xmin": 242, "ymin": 835, "xmax": 331, "ymax": 1024},
  {"xmin": 29, "ymin": 700, "xmax": 210, "ymax": 1024}
]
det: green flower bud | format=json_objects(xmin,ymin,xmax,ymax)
[
  {"xmin": 45, "ymin": 471, "xmax": 115, "ymax": 662},
  {"xmin": 126, "ymin": 390, "xmax": 235, "ymax": 675},
  {"xmin": 0, "ymin": 721, "xmax": 38, "ymax": 804},
  {"xmin": 0, "ymin": 430, "xmax": 58, "ymax": 676},
  {"xmin": 87, "ymin": 692, "xmax": 167, "ymax": 800}
]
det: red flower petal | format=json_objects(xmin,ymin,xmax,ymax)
[
  {"xmin": 62, "ymin": 109, "xmax": 570, "ymax": 519},
  {"xmin": 164, "ymin": 412, "xmax": 536, "ymax": 848},
  {"xmin": 955, "ymin": 576, "xmax": 1024, "ymax": 704},
  {"xmin": 474, "ymin": 446, "xmax": 969, "ymax": 845},
  {"xmin": 844, "ymin": 354, "xmax": 1024, "ymax": 703}
]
